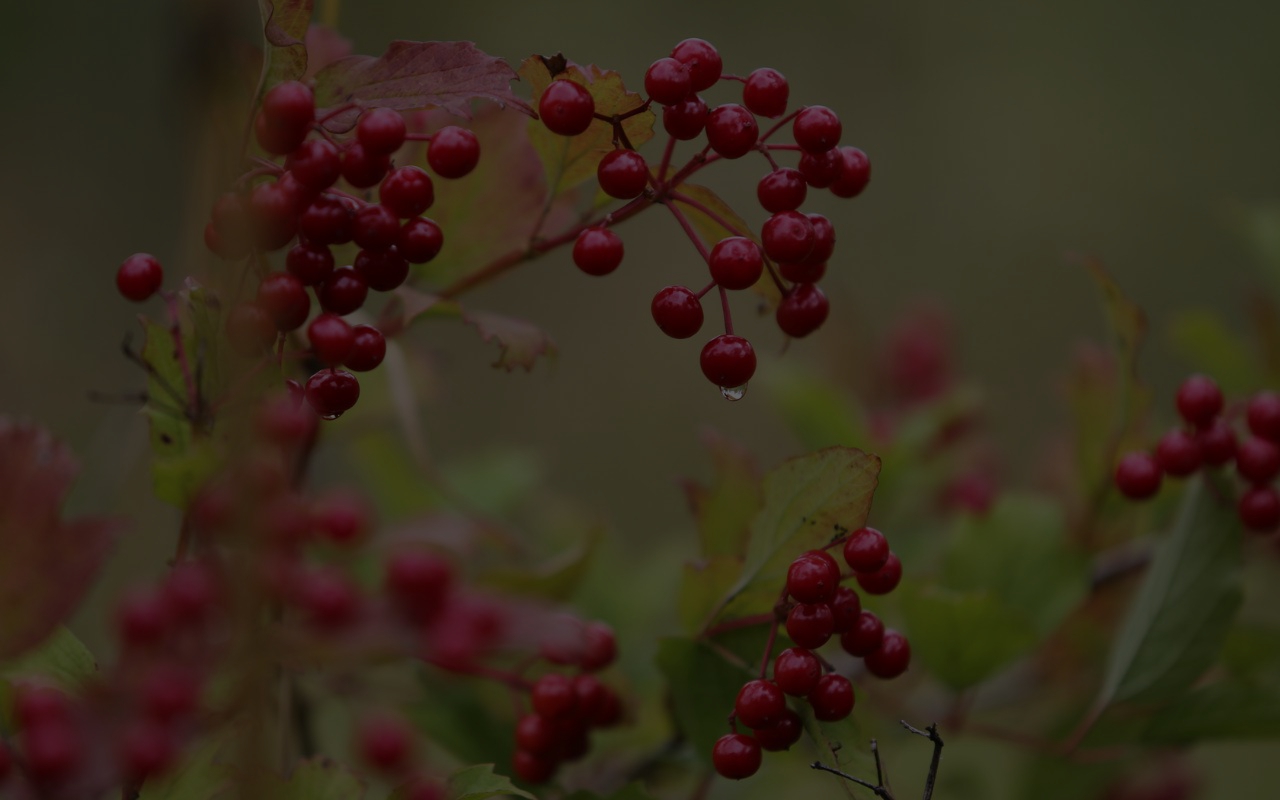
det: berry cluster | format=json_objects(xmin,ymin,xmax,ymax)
[
  {"xmin": 537, "ymin": 38, "xmax": 869, "ymax": 397},
  {"xmin": 116, "ymin": 81, "xmax": 481, "ymax": 419},
  {"xmin": 711, "ymin": 528, "xmax": 910, "ymax": 780},
  {"xmin": 1115, "ymin": 375, "xmax": 1280, "ymax": 532}
]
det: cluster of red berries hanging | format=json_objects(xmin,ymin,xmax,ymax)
[
  {"xmin": 1114, "ymin": 375, "xmax": 1280, "ymax": 532},
  {"xmin": 711, "ymin": 527, "xmax": 910, "ymax": 780},
  {"xmin": 539, "ymin": 38, "xmax": 869, "ymax": 398},
  {"xmin": 116, "ymin": 80, "xmax": 482, "ymax": 419}
]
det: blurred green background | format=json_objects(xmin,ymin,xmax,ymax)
[{"xmin": 1, "ymin": 0, "xmax": 1278, "ymax": 797}]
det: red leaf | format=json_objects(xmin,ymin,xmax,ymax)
[
  {"xmin": 313, "ymin": 41, "xmax": 534, "ymax": 130},
  {"xmin": 259, "ymin": 0, "xmax": 314, "ymax": 88},
  {"xmin": 0, "ymin": 420, "xmax": 123, "ymax": 659},
  {"xmin": 302, "ymin": 23, "xmax": 353, "ymax": 80}
]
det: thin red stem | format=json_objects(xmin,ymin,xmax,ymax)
[
  {"xmin": 719, "ymin": 285, "xmax": 734, "ymax": 335},
  {"xmin": 664, "ymin": 201, "xmax": 712, "ymax": 263},
  {"xmin": 759, "ymin": 109, "xmax": 803, "ymax": 143},
  {"xmin": 657, "ymin": 134, "xmax": 678, "ymax": 183},
  {"xmin": 670, "ymin": 191, "xmax": 749, "ymax": 238},
  {"xmin": 701, "ymin": 612, "xmax": 775, "ymax": 639}
]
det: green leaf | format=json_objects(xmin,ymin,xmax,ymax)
[
  {"xmin": 680, "ymin": 430, "xmax": 761, "ymax": 560},
  {"xmin": 1221, "ymin": 625, "xmax": 1280, "ymax": 681},
  {"xmin": 258, "ymin": 0, "xmax": 314, "ymax": 90},
  {"xmin": 518, "ymin": 57, "xmax": 655, "ymax": 200},
  {"xmin": 655, "ymin": 636, "xmax": 751, "ymax": 763},
  {"xmin": 0, "ymin": 627, "xmax": 96, "ymax": 689},
  {"xmin": 1093, "ymin": 477, "xmax": 1243, "ymax": 710},
  {"xmin": 798, "ymin": 705, "xmax": 875, "ymax": 800},
  {"xmin": 899, "ymin": 584, "xmax": 1038, "ymax": 691},
  {"xmin": 942, "ymin": 494, "xmax": 1088, "ymax": 636},
  {"xmin": 137, "ymin": 735, "xmax": 234, "ymax": 800},
  {"xmin": 1143, "ymin": 682, "xmax": 1280, "ymax": 743},
  {"xmin": 677, "ymin": 557, "xmax": 742, "ymax": 635},
  {"xmin": 1168, "ymin": 310, "xmax": 1264, "ymax": 396},
  {"xmin": 271, "ymin": 757, "xmax": 366, "ymax": 799},
  {"xmin": 711, "ymin": 447, "xmax": 880, "ymax": 625},
  {"xmin": 760, "ymin": 365, "xmax": 866, "ymax": 451},
  {"xmin": 445, "ymin": 764, "xmax": 536, "ymax": 800},
  {"xmin": 313, "ymin": 42, "xmax": 533, "ymax": 130},
  {"xmin": 407, "ymin": 667, "xmax": 514, "ymax": 768},
  {"xmin": 479, "ymin": 524, "xmax": 601, "ymax": 601},
  {"xmin": 564, "ymin": 784, "xmax": 652, "ymax": 800},
  {"xmin": 673, "ymin": 184, "xmax": 781, "ymax": 308}
]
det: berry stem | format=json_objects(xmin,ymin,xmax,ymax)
[
  {"xmin": 757, "ymin": 617, "xmax": 779, "ymax": 679},
  {"xmin": 763, "ymin": 143, "xmax": 803, "ymax": 152},
  {"xmin": 758, "ymin": 109, "xmax": 803, "ymax": 143},
  {"xmin": 719, "ymin": 286, "xmax": 734, "ymax": 335},
  {"xmin": 163, "ymin": 293, "xmax": 200, "ymax": 417},
  {"xmin": 430, "ymin": 660, "xmax": 535, "ymax": 691},
  {"xmin": 665, "ymin": 145, "xmax": 720, "ymax": 190},
  {"xmin": 663, "ymin": 200, "xmax": 712, "ymax": 263},
  {"xmin": 669, "ymin": 191, "xmax": 749, "ymax": 238},
  {"xmin": 315, "ymin": 100, "xmax": 358, "ymax": 126},
  {"xmin": 694, "ymin": 280, "xmax": 716, "ymax": 300},
  {"xmin": 700, "ymin": 612, "xmax": 774, "ymax": 638},
  {"xmin": 657, "ymin": 135, "xmax": 678, "ymax": 183}
]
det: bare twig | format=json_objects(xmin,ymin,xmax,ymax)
[{"xmin": 812, "ymin": 722, "xmax": 945, "ymax": 800}]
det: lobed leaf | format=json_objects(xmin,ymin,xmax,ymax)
[
  {"xmin": 1143, "ymin": 682, "xmax": 1280, "ymax": 744},
  {"xmin": 313, "ymin": 41, "xmax": 533, "ymax": 131},
  {"xmin": 258, "ymin": 0, "xmax": 315, "ymax": 89},
  {"xmin": 464, "ymin": 310, "xmax": 558, "ymax": 371},
  {"xmin": 899, "ymin": 584, "xmax": 1038, "ymax": 691},
  {"xmin": 445, "ymin": 764, "xmax": 536, "ymax": 800}
]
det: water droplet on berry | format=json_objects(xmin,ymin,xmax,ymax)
[
  {"xmin": 319, "ymin": 412, "xmax": 341, "ymax": 421},
  {"xmin": 720, "ymin": 384, "xmax": 747, "ymax": 401}
]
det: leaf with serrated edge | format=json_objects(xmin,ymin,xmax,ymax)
[
  {"xmin": 1143, "ymin": 682, "xmax": 1280, "ymax": 744},
  {"xmin": 519, "ymin": 57, "xmax": 655, "ymax": 199},
  {"xmin": 900, "ymin": 584, "xmax": 1038, "ymax": 691},
  {"xmin": 710, "ymin": 447, "xmax": 880, "ymax": 625},
  {"xmin": 258, "ymin": 0, "xmax": 314, "ymax": 89},
  {"xmin": 1093, "ymin": 477, "xmax": 1243, "ymax": 712},
  {"xmin": 379, "ymin": 286, "xmax": 462, "ymax": 338},
  {"xmin": 444, "ymin": 764, "xmax": 536, "ymax": 800},
  {"xmin": 313, "ymin": 41, "xmax": 532, "ymax": 130},
  {"xmin": 0, "ymin": 421, "xmax": 123, "ymax": 659},
  {"xmin": 464, "ymin": 310, "xmax": 557, "ymax": 371},
  {"xmin": 655, "ymin": 636, "xmax": 752, "ymax": 764}
]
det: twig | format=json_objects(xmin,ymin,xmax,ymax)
[
  {"xmin": 810, "ymin": 761, "xmax": 895, "ymax": 799},
  {"xmin": 811, "ymin": 722, "xmax": 946, "ymax": 800},
  {"xmin": 900, "ymin": 721, "xmax": 944, "ymax": 800}
]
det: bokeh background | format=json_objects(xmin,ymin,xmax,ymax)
[{"xmin": 2, "ymin": 0, "xmax": 1278, "ymax": 796}]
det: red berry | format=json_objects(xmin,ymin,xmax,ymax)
[
  {"xmin": 735, "ymin": 679, "xmax": 785, "ymax": 728},
  {"xmin": 427, "ymin": 126, "xmax": 481, "ymax": 178},
  {"xmin": 319, "ymin": 266, "xmax": 369, "ymax": 315},
  {"xmin": 651, "ymin": 286, "xmax": 704, "ymax": 339},
  {"xmin": 531, "ymin": 673, "xmax": 578, "ymax": 718},
  {"xmin": 357, "ymin": 108, "xmax": 408, "ymax": 154},
  {"xmin": 512, "ymin": 750, "xmax": 556, "ymax": 784},
  {"xmin": 118, "ymin": 721, "xmax": 176, "ymax": 781},
  {"xmin": 773, "ymin": 647, "xmax": 821, "ymax": 696},
  {"xmin": 1197, "ymin": 418, "xmax": 1238, "ymax": 465},
  {"xmin": 248, "ymin": 181, "xmax": 299, "ymax": 250},
  {"xmin": 15, "ymin": 686, "xmax": 71, "ymax": 728},
  {"xmin": 117, "ymin": 588, "xmax": 171, "ymax": 647},
  {"xmin": 799, "ymin": 149, "xmax": 842, "ymax": 188},
  {"xmin": 780, "ymin": 260, "xmax": 827, "ymax": 284},
  {"xmin": 700, "ymin": 335, "xmax": 757, "ymax": 388},
  {"xmin": 793, "ymin": 106, "xmax": 842, "ymax": 154},
  {"xmin": 671, "ymin": 39, "xmax": 722, "ymax": 92},
  {"xmin": 1155, "ymin": 429, "xmax": 1202, "ymax": 477},
  {"xmin": 644, "ymin": 57, "xmax": 691, "ymax": 105},
  {"xmin": 829, "ymin": 586, "xmax": 862, "ymax": 634},
  {"xmin": 515, "ymin": 713, "xmax": 558, "ymax": 756},
  {"xmin": 399, "ymin": 217, "xmax": 445, "ymax": 263},
  {"xmin": 313, "ymin": 490, "xmax": 370, "ymax": 545},
  {"xmin": 705, "ymin": 104, "xmax": 759, "ymax": 159},
  {"xmin": 757, "ymin": 168, "xmax": 807, "ymax": 213},
  {"xmin": 226, "ymin": 302, "xmax": 277, "ymax": 356},
  {"xmin": 840, "ymin": 610, "xmax": 885, "ymax": 657},
  {"xmin": 255, "ymin": 108, "xmax": 306, "ymax": 155},
  {"xmin": 308, "ymin": 313, "xmax": 355, "ymax": 365},
  {"xmin": 753, "ymin": 708, "xmax": 803, "ymax": 752},
  {"xmin": 855, "ymin": 552, "xmax": 902, "ymax": 595},
  {"xmin": 117, "ymin": 253, "xmax": 163, "ymax": 302},
  {"xmin": 572, "ymin": 228, "xmax": 624, "ymax": 276},
  {"xmin": 786, "ymin": 602, "xmax": 834, "ymax": 649},
  {"xmin": 712, "ymin": 733, "xmax": 761, "ymax": 780},
  {"xmin": 286, "ymin": 241, "xmax": 335, "ymax": 285},
  {"xmin": 864, "ymin": 629, "xmax": 911, "ymax": 678},
  {"xmin": 742, "ymin": 68, "xmax": 789, "ymax": 118},
  {"xmin": 347, "ymin": 324, "xmax": 387, "ymax": 372},
  {"xmin": 163, "ymin": 562, "xmax": 219, "ymax": 623},
  {"xmin": 1248, "ymin": 391, "xmax": 1280, "ymax": 442},
  {"xmin": 353, "ymin": 205, "xmax": 400, "ymax": 251},
  {"xmin": 380, "ymin": 166, "xmax": 435, "ymax": 218},
  {"xmin": 786, "ymin": 549, "xmax": 841, "ymax": 604},
  {"xmin": 1114, "ymin": 451, "xmax": 1162, "ymax": 499},
  {"xmin": 843, "ymin": 527, "xmax": 889, "ymax": 573},
  {"xmin": 807, "ymin": 673, "xmax": 854, "ymax": 721},
  {"xmin": 300, "ymin": 196, "xmax": 355, "ymax": 245},
  {"xmin": 709, "ymin": 236, "xmax": 764, "ymax": 290},
  {"xmin": 762, "ymin": 210, "xmax": 815, "ymax": 263},
  {"xmin": 663, "ymin": 96, "xmax": 708, "ymax": 140},
  {"xmin": 22, "ymin": 720, "xmax": 83, "ymax": 784},
  {"xmin": 596, "ymin": 149, "xmax": 649, "ymax": 199},
  {"xmin": 1236, "ymin": 437, "xmax": 1280, "ymax": 484},
  {"xmin": 539, "ymin": 80, "xmax": 595, "ymax": 136},
  {"xmin": 140, "ymin": 663, "xmax": 201, "ymax": 722},
  {"xmin": 385, "ymin": 549, "xmax": 453, "ymax": 622},
  {"xmin": 355, "ymin": 247, "xmax": 410, "ymax": 292},
  {"xmin": 296, "ymin": 567, "xmax": 360, "ymax": 628},
  {"xmin": 358, "ymin": 715, "xmax": 413, "ymax": 773},
  {"xmin": 287, "ymin": 139, "xmax": 341, "ymax": 191},
  {"xmin": 581, "ymin": 622, "xmax": 617, "ymax": 671},
  {"xmin": 1239, "ymin": 486, "xmax": 1280, "ymax": 532},
  {"xmin": 305, "ymin": 369, "xmax": 361, "ymax": 418},
  {"xmin": 776, "ymin": 284, "xmax": 830, "ymax": 338},
  {"xmin": 830, "ymin": 147, "xmax": 871, "ymax": 198},
  {"xmin": 342, "ymin": 143, "xmax": 392, "ymax": 188},
  {"xmin": 208, "ymin": 193, "xmax": 251, "ymax": 259},
  {"xmin": 257, "ymin": 272, "xmax": 311, "ymax": 331},
  {"xmin": 261, "ymin": 81, "xmax": 314, "ymax": 132},
  {"xmin": 804, "ymin": 213, "xmax": 836, "ymax": 264}
]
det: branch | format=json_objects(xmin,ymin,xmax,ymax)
[{"xmin": 811, "ymin": 722, "xmax": 946, "ymax": 800}]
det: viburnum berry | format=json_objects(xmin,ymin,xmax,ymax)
[
  {"xmin": 843, "ymin": 527, "xmax": 889, "ymax": 573},
  {"xmin": 341, "ymin": 143, "xmax": 392, "ymax": 189},
  {"xmin": 742, "ymin": 68, "xmax": 789, "ymax": 117},
  {"xmin": 773, "ymin": 647, "xmax": 821, "ymax": 696},
  {"xmin": 380, "ymin": 166, "xmax": 435, "ymax": 218},
  {"xmin": 829, "ymin": 586, "xmax": 862, "ymax": 633},
  {"xmin": 735, "ymin": 679, "xmax": 785, "ymax": 728},
  {"xmin": 855, "ymin": 552, "xmax": 902, "ymax": 595},
  {"xmin": 709, "ymin": 236, "xmax": 764, "ymax": 290},
  {"xmin": 399, "ymin": 217, "xmax": 445, "ymax": 263},
  {"xmin": 116, "ymin": 588, "xmax": 172, "ymax": 648},
  {"xmin": 22, "ymin": 720, "xmax": 83, "ymax": 785},
  {"xmin": 116, "ymin": 253, "xmax": 163, "ymax": 302},
  {"xmin": 830, "ymin": 146, "xmax": 871, "ymax": 198},
  {"xmin": 248, "ymin": 181, "xmax": 299, "ymax": 250},
  {"xmin": 644, "ymin": 57, "xmax": 692, "ymax": 105},
  {"xmin": 793, "ymin": 106, "xmax": 842, "ymax": 153},
  {"xmin": 257, "ymin": 391, "xmax": 316, "ymax": 449},
  {"xmin": 207, "ymin": 194, "xmax": 251, "ymax": 259},
  {"xmin": 226, "ymin": 302, "xmax": 277, "ymax": 356},
  {"xmin": 808, "ymin": 673, "xmax": 854, "ymax": 721},
  {"xmin": 597, "ymin": 149, "xmax": 649, "ymax": 199},
  {"xmin": 305, "ymin": 369, "xmax": 361, "ymax": 418},
  {"xmin": 776, "ymin": 284, "xmax": 830, "ymax": 338},
  {"xmin": 1114, "ymin": 451, "xmax": 1162, "ymax": 499},
  {"xmin": 799, "ymin": 148, "xmax": 842, "ymax": 188},
  {"xmin": 300, "ymin": 196, "xmax": 355, "ymax": 245},
  {"xmin": 712, "ymin": 733, "xmax": 761, "ymax": 780},
  {"xmin": 286, "ymin": 139, "xmax": 341, "ymax": 191},
  {"xmin": 786, "ymin": 602, "xmax": 834, "ymax": 649},
  {"xmin": 308, "ymin": 313, "xmax": 355, "ymax": 365},
  {"xmin": 139, "ymin": 663, "xmax": 202, "ymax": 722},
  {"xmin": 1154, "ymin": 429, "xmax": 1202, "ymax": 477},
  {"xmin": 296, "ymin": 567, "xmax": 361, "ymax": 629},
  {"xmin": 515, "ymin": 713, "xmax": 558, "ymax": 757},
  {"xmin": 512, "ymin": 749, "xmax": 556, "ymax": 784},
  {"xmin": 1247, "ymin": 391, "xmax": 1280, "ymax": 442},
  {"xmin": 319, "ymin": 266, "xmax": 369, "ymax": 315},
  {"xmin": 1236, "ymin": 437, "xmax": 1280, "ymax": 484},
  {"xmin": 786, "ymin": 549, "xmax": 841, "ymax": 603},
  {"xmin": 531, "ymin": 673, "xmax": 578, "ymax": 718},
  {"xmin": 780, "ymin": 260, "xmax": 826, "ymax": 284},
  {"xmin": 651, "ymin": 286, "xmax": 704, "ymax": 339},
  {"xmin": 700, "ymin": 335, "xmax": 757, "ymax": 388},
  {"xmin": 572, "ymin": 228, "xmax": 624, "ymax": 276},
  {"xmin": 118, "ymin": 721, "xmax": 177, "ymax": 782},
  {"xmin": 255, "ymin": 108, "xmax": 306, "ymax": 155},
  {"xmin": 356, "ymin": 107, "xmax": 407, "ymax": 155},
  {"xmin": 355, "ymin": 247, "xmax": 410, "ymax": 292},
  {"xmin": 358, "ymin": 715, "xmax": 413, "ymax": 773},
  {"xmin": 864, "ymin": 629, "xmax": 911, "ymax": 678},
  {"xmin": 385, "ymin": 549, "xmax": 453, "ymax": 622},
  {"xmin": 757, "ymin": 168, "xmax": 807, "ymax": 213},
  {"xmin": 353, "ymin": 204, "xmax": 401, "ymax": 251},
  {"xmin": 706, "ymin": 104, "xmax": 759, "ymax": 159},
  {"xmin": 804, "ymin": 213, "xmax": 836, "ymax": 264},
  {"xmin": 663, "ymin": 95, "xmax": 708, "ymax": 140},
  {"xmin": 427, "ymin": 126, "xmax": 481, "ymax": 178},
  {"xmin": 1239, "ymin": 486, "xmax": 1280, "ymax": 532},
  {"xmin": 257, "ymin": 272, "xmax": 311, "ymax": 331},
  {"xmin": 346, "ymin": 325, "xmax": 387, "ymax": 372},
  {"xmin": 313, "ymin": 491, "xmax": 370, "ymax": 545},
  {"xmin": 1197, "ymin": 418, "xmax": 1238, "ymax": 465},
  {"xmin": 670, "ymin": 38, "xmax": 722, "ymax": 91},
  {"xmin": 261, "ymin": 81, "xmax": 314, "ymax": 133},
  {"xmin": 762, "ymin": 210, "xmax": 815, "ymax": 263},
  {"xmin": 539, "ymin": 79, "xmax": 595, "ymax": 136},
  {"xmin": 753, "ymin": 708, "xmax": 803, "ymax": 752},
  {"xmin": 277, "ymin": 171, "xmax": 319, "ymax": 212},
  {"xmin": 162, "ymin": 562, "xmax": 219, "ymax": 623},
  {"xmin": 286, "ymin": 241, "xmax": 335, "ymax": 285},
  {"xmin": 840, "ymin": 610, "xmax": 885, "ymax": 657},
  {"xmin": 580, "ymin": 621, "xmax": 617, "ymax": 671}
]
